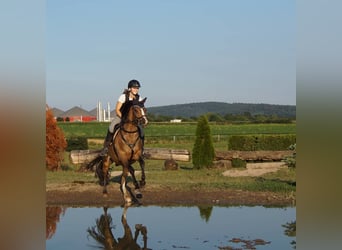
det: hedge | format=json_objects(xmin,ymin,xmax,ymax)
[
  {"xmin": 228, "ymin": 134, "xmax": 296, "ymax": 151},
  {"xmin": 66, "ymin": 137, "xmax": 88, "ymax": 151}
]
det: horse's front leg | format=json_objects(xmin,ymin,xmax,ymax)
[
  {"xmin": 121, "ymin": 163, "xmax": 136, "ymax": 205},
  {"xmin": 128, "ymin": 165, "xmax": 142, "ymax": 199},
  {"xmin": 128, "ymin": 164, "xmax": 143, "ymax": 199},
  {"xmin": 128, "ymin": 165, "xmax": 139, "ymax": 190},
  {"xmin": 138, "ymin": 156, "xmax": 146, "ymax": 187}
]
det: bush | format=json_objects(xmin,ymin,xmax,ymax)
[
  {"xmin": 46, "ymin": 106, "xmax": 67, "ymax": 170},
  {"xmin": 231, "ymin": 158, "xmax": 247, "ymax": 168},
  {"xmin": 283, "ymin": 144, "xmax": 296, "ymax": 168},
  {"xmin": 228, "ymin": 134, "xmax": 296, "ymax": 151},
  {"xmin": 66, "ymin": 137, "xmax": 89, "ymax": 151},
  {"xmin": 192, "ymin": 115, "xmax": 215, "ymax": 169}
]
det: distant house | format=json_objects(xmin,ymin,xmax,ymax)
[
  {"xmin": 170, "ymin": 119, "xmax": 182, "ymax": 123},
  {"xmin": 53, "ymin": 106, "xmax": 96, "ymax": 122},
  {"xmin": 51, "ymin": 107, "xmax": 64, "ymax": 119}
]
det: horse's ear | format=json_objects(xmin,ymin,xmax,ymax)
[
  {"xmin": 132, "ymin": 99, "xmax": 139, "ymax": 105},
  {"xmin": 141, "ymin": 97, "xmax": 147, "ymax": 104}
]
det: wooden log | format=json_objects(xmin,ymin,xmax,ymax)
[
  {"xmin": 70, "ymin": 149, "xmax": 102, "ymax": 165},
  {"xmin": 215, "ymin": 150, "xmax": 293, "ymax": 161},
  {"xmin": 144, "ymin": 148, "xmax": 190, "ymax": 162},
  {"xmin": 69, "ymin": 147, "xmax": 190, "ymax": 164}
]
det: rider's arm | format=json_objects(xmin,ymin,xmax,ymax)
[{"xmin": 115, "ymin": 101, "xmax": 123, "ymax": 118}]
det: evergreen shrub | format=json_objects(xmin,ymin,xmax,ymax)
[{"xmin": 192, "ymin": 115, "xmax": 215, "ymax": 169}]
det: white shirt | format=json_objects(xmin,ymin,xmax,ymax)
[{"xmin": 117, "ymin": 93, "xmax": 143, "ymax": 103}]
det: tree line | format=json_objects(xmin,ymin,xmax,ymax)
[
  {"xmin": 147, "ymin": 111, "xmax": 295, "ymax": 123},
  {"xmin": 147, "ymin": 102, "xmax": 296, "ymax": 119}
]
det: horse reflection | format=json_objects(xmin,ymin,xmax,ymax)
[{"xmin": 87, "ymin": 206, "xmax": 149, "ymax": 250}]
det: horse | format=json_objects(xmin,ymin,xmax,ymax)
[
  {"xmin": 87, "ymin": 98, "xmax": 148, "ymax": 205},
  {"xmin": 87, "ymin": 206, "xmax": 149, "ymax": 249}
]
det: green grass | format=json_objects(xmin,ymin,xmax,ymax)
[
  {"xmin": 47, "ymin": 164, "xmax": 296, "ymax": 194},
  {"xmin": 49, "ymin": 151, "xmax": 296, "ymax": 194},
  {"xmin": 49, "ymin": 122, "xmax": 296, "ymax": 194},
  {"xmin": 59, "ymin": 122, "xmax": 295, "ymax": 151},
  {"xmin": 58, "ymin": 122, "xmax": 296, "ymax": 139}
]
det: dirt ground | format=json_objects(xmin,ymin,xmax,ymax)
[{"xmin": 46, "ymin": 162, "xmax": 295, "ymax": 207}]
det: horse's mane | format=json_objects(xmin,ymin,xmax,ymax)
[
  {"xmin": 121, "ymin": 101, "xmax": 133, "ymax": 120},
  {"xmin": 121, "ymin": 99, "xmax": 145, "ymax": 120}
]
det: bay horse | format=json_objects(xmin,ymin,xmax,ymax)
[{"xmin": 87, "ymin": 98, "xmax": 148, "ymax": 205}]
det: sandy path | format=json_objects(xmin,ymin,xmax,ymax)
[{"xmin": 222, "ymin": 162, "xmax": 287, "ymax": 177}]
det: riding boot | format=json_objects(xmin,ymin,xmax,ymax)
[{"xmin": 100, "ymin": 130, "xmax": 114, "ymax": 156}]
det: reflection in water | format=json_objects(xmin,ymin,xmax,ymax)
[
  {"xmin": 46, "ymin": 206, "xmax": 67, "ymax": 239},
  {"xmin": 198, "ymin": 206, "xmax": 213, "ymax": 223},
  {"xmin": 46, "ymin": 206, "xmax": 296, "ymax": 250},
  {"xmin": 87, "ymin": 206, "xmax": 149, "ymax": 250},
  {"xmin": 283, "ymin": 220, "xmax": 296, "ymax": 249},
  {"xmin": 218, "ymin": 237, "xmax": 271, "ymax": 249}
]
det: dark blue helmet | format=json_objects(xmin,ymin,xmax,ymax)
[{"xmin": 128, "ymin": 79, "xmax": 141, "ymax": 88}]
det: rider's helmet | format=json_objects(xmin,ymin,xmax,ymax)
[{"xmin": 128, "ymin": 79, "xmax": 141, "ymax": 88}]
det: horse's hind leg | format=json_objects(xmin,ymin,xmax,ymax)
[{"xmin": 102, "ymin": 156, "xmax": 111, "ymax": 196}]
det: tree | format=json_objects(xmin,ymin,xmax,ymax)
[
  {"xmin": 46, "ymin": 105, "xmax": 67, "ymax": 170},
  {"xmin": 192, "ymin": 115, "xmax": 215, "ymax": 169},
  {"xmin": 206, "ymin": 112, "xmax": 224, "ymax": 122}
]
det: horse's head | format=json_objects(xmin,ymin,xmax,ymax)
[{"xmin": 132, "ymin": 97, "xmax": 148, "ymax": 126}]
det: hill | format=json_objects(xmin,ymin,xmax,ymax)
[{"xmin": 147, "ymin": 102, "xmax": 296, "ymax": 118}]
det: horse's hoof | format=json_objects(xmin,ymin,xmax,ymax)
[{"xmin": 134, "ymin": 190, "xmax": 143, "ymax": 199}]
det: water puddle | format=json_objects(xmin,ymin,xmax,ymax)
[{"xmin": 46, "ymin": 205, "xmax": 296, "ymax": 249}]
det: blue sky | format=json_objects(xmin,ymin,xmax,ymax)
[{"xmin": 46, "ymin": 0, "xmax": 295, "ymax": 111}]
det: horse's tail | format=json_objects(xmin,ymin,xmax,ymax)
[{"xmin": 86, "ymin": 156, "xmax": 107, "ymax": 186}]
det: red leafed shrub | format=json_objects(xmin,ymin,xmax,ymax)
[{"xmin": 46, "ymin": 106, "xmax": 67, "ymax": 170}]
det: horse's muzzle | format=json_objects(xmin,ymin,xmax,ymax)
[{"xmin": 142, "ymin": 117, "xmax": 148, "ymax": 126}]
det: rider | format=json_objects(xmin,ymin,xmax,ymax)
[{"xmin": 100, "ymin": 79, "xmax": 144, "ymax": 156}]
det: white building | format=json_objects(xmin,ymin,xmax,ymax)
[{"xmin": 97, "ymin": 101, "xmax": 112, "ymax": 121}]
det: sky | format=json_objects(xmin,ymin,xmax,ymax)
[{"xmin": 46, "ymin": 0, "xmax": 295, "ymax": 111}]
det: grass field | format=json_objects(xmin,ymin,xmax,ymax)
[
  {"xmin": 59, "ymin": 121, "xmax": 296, "ymax": 151},
  {"xmin": 58, "ymin": 121, "xmax": 296, "ymax": 138},
  {"xmin": 49, "ymin": 122, "xmax": 296, "ymax": 194}
]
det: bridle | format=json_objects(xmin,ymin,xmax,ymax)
[
  {"xmin": 122, "ymin": 105, "xmax": 147, "ymax": 127},
  {"xmin": 132, "ymin": 105, "xmax": 148, "ymax": 126}
]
